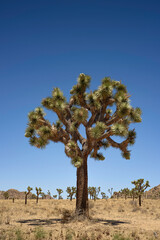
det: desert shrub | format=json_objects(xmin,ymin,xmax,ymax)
[
  {"xmin": 65, "ymin": 228, "xmax": 75, "ymax": 240},
  {"xmin": 61, "ymin": 209, "xmax": 73, "ymax": 223},
  {"xmin": 129, "ymin": 200, "xmax": 137, "ymax": 207},
  {"xmin": 132, "ymin": 207, "xmax": 140, "ymax": 212},
  {"xmin": 15, "ymin": 229, "xmax": 24, "ymax": 240},
  {"xmin": 112, "ymin": 233, "xmax": 131, "ymax": 240},
  {"xmin": 89, "ymin": 201, "xmax": 94, "ymax": 209},
  {"xmin": 34, "ymin": 227, "xmax": 46, "ymax": 240}
]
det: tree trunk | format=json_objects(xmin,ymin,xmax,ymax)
[
  {"xmin": 36, "ymin": 195, "xmax": 38, "ymax": 204},
  {"xmin": 139, "ymin": 195, "xmax": 141, "ymax": 206},
  {"xmin": 76, "ymin": 156, "xmax": 89, "ymax": 217},
  {"xmin": 25, "ymin": 195, "xmax": 27, "ymax": 205}
]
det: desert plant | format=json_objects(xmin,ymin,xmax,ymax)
[
  {"xmin": 131, "ymin": 179, "xmax": 150, "ymax": 206},
  {"xmin": 101, "ymin": 192, "xmax": 107, "ymax": 199},
  {"xmin": 34, "ymin": 227, "xmax": 46, "ymax": 239},
  {"xmin": 35, "ymin": 187, "xmax": 42, "ymax": 203},
  {"xmin": 24, "ymin": 186, "xmax": 32, "ymax": 205},
  {"xmin": 130, "ymin": 188, "xmax": 137, "ymax": 201},
  {"xmin": 56, "ymin": 188, "xmax": 63, "ymax": 199},
  {"xmin": 47, "ymin": 190, "xmax": 52, "ymax": 199},
  {"xmin": 53, "ymin": 194, "xmax": 57, "ymax": 199},
  {"xmin": 66, "ymin": 187, "xmax": 76, "ymax": 201},
  {"xmin": 40, "ymin": 192, "xmax": 46, "ymax": 199},
  {"xmin": 121, "ymin": 188, "xmax": 130, "ymax": 200},
  {"xmin": 108, "ymin": 188, "xmax": 113, "ymax": 198},
  {"xmin": 25, "ymin": 73, "xmax": 141, "ymax": 216},
  {"xmin": 3, "ymin": 191, "xmax": 9, "ymax": 199}
]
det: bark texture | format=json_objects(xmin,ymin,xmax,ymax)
[{"xmin": 76, "ymin": 157, "xmax": 89, "ymax": 216}]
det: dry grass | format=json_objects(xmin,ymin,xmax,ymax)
[{"xmin": 0, "ymin": 198, "xmax": 160, "ymax": 239}]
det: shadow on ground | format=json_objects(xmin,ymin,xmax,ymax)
[
  {"xmin": 92, "ymin": 218, "xmax": 130, "ymax": 226},
  {"xmin": 17, "ymin": 218, "xmax": 130, "ymax": 226},
  {"xmin": 17, "ymin": 218, "xmax": 62, "ymax": 226}
]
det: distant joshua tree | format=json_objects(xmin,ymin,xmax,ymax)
[
  {"xmin": 66, "ymin": 187, "xmax": 76, "ymax": 201},
  {"xmin": 40, "ymin": 192, "xmax": 46, "ymax": 199},
  {"xmin": 131, "ymin": 179, "xmax": 150, "ymax": 206},
  {"xmin": 101, "ymin": 192, "xmax": 107, "ymax": 199},
  {"xmin": 89, "ymin": 187, "xmax": 101, "ymax": 201},
  {"xmin": 3, "ymin": 191, "xmax": 9, "ymax": 200},
  {"xmin": 24, "ymin": 186, "xmax": 33, "ymax": 205},
  {"xmin": 53, "ymin": 194, "xmax": 57, "ymax": 199},
  {"xmin": 56, "ymin": 188, "xmax": 63, "ymax": 199},
  {"xmin": 35, "ymin": 187, "xmax": 42, "ymax": 203},
  {"xmin": 130, "ymin": 188, "xmax": 137, "ymax": 201},
  {"xmin": 108, "ymin": 188, "xmax": 113, "ymax": 198},
  {"xmin": 47, "ymin": 190, "xmax": 52, "ymax": 199},
  {"xmin": 121, "ymin": 188, "xmax": 130, "ymax": 200}
]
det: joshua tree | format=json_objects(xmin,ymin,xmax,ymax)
[
  {"xmin": 40, "ymin": 192, "xmax": 46, "ymax": 199},
  {"xmin": 88, "ymin": 187, "xmax": 93, "ymax": 199},
  {"xmin": 53, "ymin": 194, "xmax": 57, "ymax": 199},
  {"xmin": 108, "ymin": 188, "xmax": 113, "ymax": 198},
  {"xmin": 56, "ymin": 188, "xmax": 63, "ymax": 199},
  {"xmin": 66, "ymin": 187, "xmax": 76, "ymax": 201},
  {"xmin": 93, "ymin": 187, "xmax": 101, "ymax": 201},
  {"xmin": 35, "ymin": 187, "xmax": 42, "ymax": 203},
  {"xmin": 3, "ymin": 191, "xmax": 9, "ymax": 199},
  {"xmin": 24, "ymin": 186, "xmax": 33, "ymax": 205},
  {"xmin": 131, "ymin": 179, "xmax": 150, "ymax": 206},
  {"xmin": 101, "ymin": 192, "xmax": 107, "ymax": 199},
  {"xmin": 121, "ymin": 188, "xmax": 130, "ymax": 200},
  {"xmin": 130, "ymin": 188, "xmax": 137, "ymax": 201},
  {"xmin": 47, "ymin": 190, "xmax": 52, "ymax": 199},
  {"xmin": 25, "ymin": 73, "xmax": 141, "ymax": 216}
]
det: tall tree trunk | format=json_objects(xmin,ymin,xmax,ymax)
[
  {"xmin": 25, "ymin": 195, "xmax": 27, "ymax": 205},
  {"xmin": 139, "ymin": 195, "xmax": 141, "ymax": 206},
  {"xmin": 76, "ymin": 156, "xmax": 88, "ymax": 217},
  {"xmin": 36, "ymin": 195, "xmax": 38, "ymax": 204}
]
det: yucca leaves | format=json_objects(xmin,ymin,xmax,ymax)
[
  {"xmin": 90, "ymin": 122, "xmax": 107, "ymax": 139},
  {"xmin": 73, "ymin": 107, "xmax": 88, "ymax": 123},
  {"xmin": 71, "ymin": 156, "xmax": 83, "ymax": 168},
  {"xmin": 111, "ymin": 123, "xmax": 128, "ymax": 137}
]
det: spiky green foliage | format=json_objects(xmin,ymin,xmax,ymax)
[
  {"xmin": 121, "ymin": 151, "xmax": 130, "ymax": 160},
  {"xmin": 130, "ymin": 107, "xmax": 142, "ymax": 122},
  {"xmin": 73, "ymin": 107, "xmax": 88, "ymax": 123},
  {"xmin": 111, "ymin": 123, "xmax": 128, "ymax": 136},
  {"xmin": 86, "ymin": 92, "xmax": 101, "ymax": 109},
  {"xmin": 90, "ymin": 151, "xmax": 105, "ymax": 160},
  {"xmin": 71, "ymin": 156, "xmax": 83, "ymax": 168},
  {"xmin": 70, "ymin": 73, "xmax": 91, "ymax": 95},
  {"xmin": 65, "ymin": 140, "xmax": 77, "ymax": 158},
  {"xmin": 90, "ymin": 122, "xmax": 107, "ymax": 139}
]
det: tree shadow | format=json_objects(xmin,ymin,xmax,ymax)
[
  {"xmin": 17, "ymin": 218, "xmax": 62, "ymax": 226},
  {"xmin": 17, "ymin": 217, "xmax": 130, "ymax": 226},
  {"xmin": 91, "ymin": 218, "xmax": 130, "ymax": 225}
]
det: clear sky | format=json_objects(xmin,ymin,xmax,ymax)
[{"xmin": 1, "ymin": 0, "xmax": 160, "ymax": 198}]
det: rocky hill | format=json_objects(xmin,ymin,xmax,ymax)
[
  {"xmin": 145, "ymin": 184, "xmax": 160, "ymax": 199},
  {"xmin": 0, "ymin": 189, "xmax": 53, "ymax": 199}
]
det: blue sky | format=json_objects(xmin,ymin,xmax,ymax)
[{"xmin": 1, "ymin": 0, "xmax": 160, "ymax": 198}]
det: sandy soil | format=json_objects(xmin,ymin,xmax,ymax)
[{"xmin": 0, "ymin": 198, "xmax": 160, "ymax": 239}]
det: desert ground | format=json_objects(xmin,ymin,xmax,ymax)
[{"xmin": 0, "ymin": 198, "xmax": 160, "ymax": 240}]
